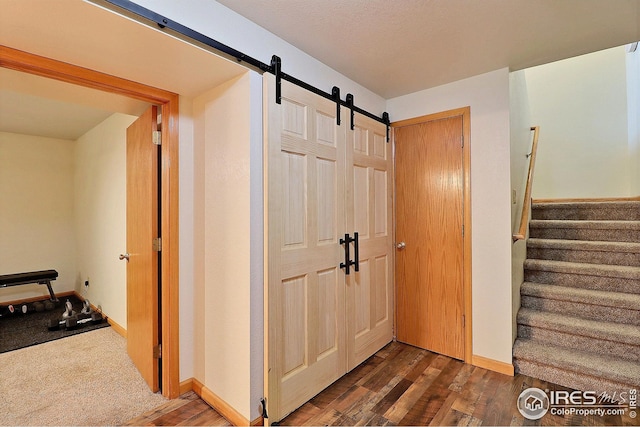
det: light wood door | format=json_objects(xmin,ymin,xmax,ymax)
[
  {"xmin": 395, "ymin": 115, "xmax": 464, "ymax": 360},
  {"xmin": 126, "ymin": 105, "xmax": 160, "ymax": 392},
  {"xmin": 266, "ymin": 75, "xmax": 395, "ymax": 421},
  {"xmin": 346, "ymin": 114, "xmax": 394, "ymax": 370},
  {"xmin": 266, "ymin": 77, "xmax": 348, "ymax": 421}
]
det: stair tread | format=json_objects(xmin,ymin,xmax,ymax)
[
  {"xmin": 528, "ymin": 238, "xmax": 640, "ymax": 253},
  {"xmin": 521, "ymin": 282, "xmax": 640, "ymax": 311},
  {"xmin": 530, "ymin": 219, "xmax": 640, "ymax": 230},
  {"xmin": 517, "ymin": 307, "xmax": 640, "ymax": 345},
  {"xmin": 524, "ymin": 259, "xmax": 640, "ymax": 278},
  {"xmin": 513, "ymin": 339, "xmax": 640, "ymax": 386}
]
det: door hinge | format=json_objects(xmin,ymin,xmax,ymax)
[
  {"xmin": 462, "ymin": 224, "xmax": 464, "ymax": 237},
  {"xmin": 153, "ymin": 344, "xmax": 162, "ymax": 359},
  {"xmin": 152, "ymin": 130, "xmax": 162, "ymax": 145},
  {"xmin": 153, "ymin": 237, "xmax": 162, "ymax": 252},
  {"xmin": 462, "ymin": 314, "xmax": 466, "ymax": 327}
]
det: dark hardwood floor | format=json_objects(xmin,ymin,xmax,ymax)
[
  {"xmin": 123, "ymin": 391, "xmax": 230, "ymax": 426},
  {"xmin": 125, "ymin": 341, "xmax": 637, "ymax": 426}
]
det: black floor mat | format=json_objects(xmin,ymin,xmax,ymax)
[{"xmin": 0, "ymin": 295, "xmax": 110, "ymax": 353}]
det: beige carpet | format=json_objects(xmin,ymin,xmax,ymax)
[{"xmin": 0, "ymin": 327, "xmax": 167, "ymax": 426}]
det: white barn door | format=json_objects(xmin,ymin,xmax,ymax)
[
  {"xmin": 346, "ymin": 114, "xmax": 394, "ymax": 371},
  {"xmin": 266, "ymin": 76, "xmax": 348, "ymax": 421},
  {"xmin": 265, "ymin": 75, "xmax": 393, "ymax": 422}
]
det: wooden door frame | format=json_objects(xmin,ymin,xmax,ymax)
[
  {"xmin": 392, "ymin": 106, "xmax": 472, "ymax": 363},
  {"xmin": 0, "ymin": 45, "xmax": 180, "ymax": 398}
]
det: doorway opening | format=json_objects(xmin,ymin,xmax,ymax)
[{"xmin": 0, "ymin": 45, "xmax": 180, "ymax": 398}]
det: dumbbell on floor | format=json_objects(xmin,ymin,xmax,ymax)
[
  {"xmin": 81, "ymin": 299, "xmax": 93, "ymax": 315},
  {"xmin": 62, "ymin": 299, "xmax": 76, "ymax": 319},
  {"xmin": 47, "ymin": 312, "xmax": 102, "ymax": 331}
]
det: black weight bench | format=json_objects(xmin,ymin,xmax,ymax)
[{"xmin": 0, "ymin": 270, "xmax": 59, "ymax": 302}]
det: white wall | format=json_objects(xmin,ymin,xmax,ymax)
[
  {"xmin": 509, "ymin": 70, "xmax": 533, "ymax": 342},
  {"xmin": 193, "ymin": 71, "xmax": 263, "ymax": 422},
  {"xmin": 627, "ymin": 44, "xmax": 640, "ymax": 196},
  {"xmin": 527, "ymin": 46, "xmax": 632, "ymax": 199},
  {"xmin": 509, "ymin": 71, "xmax": 534, "ymax": 232},
  {"xmin": 387, "ymin": 68, "xmax": 514, "ymax": 365},
  {"xmin": 75, "ymin": 113, "xmax": 136, "ymax": 328},
  {"xmin": 0, "ymin": 132, "xmax": 76, "ymax": 302},
  {"xmin": 248, "ymin": 71, "xmax": 264, "ymax": 422},
  {"xmin": 178, "ymin": 95, "xmax": 196, "ymax": 381}
]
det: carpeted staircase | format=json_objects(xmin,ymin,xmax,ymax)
[{"xmin": 513, "ymin": 200, "xmax": 640, "ymax": 395}]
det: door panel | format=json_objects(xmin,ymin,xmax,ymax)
[
  {"xmin": 395, "ymin": 115, "xmax": 464, "ymax": 360},
  {"xmin": 126, "ymin": 105, "xmax": 160, "ymax": 392},
  {"xmin": 346, "ymin": 116, "xmax": 394, "ymax": 370},
  {"xmin": 267, "ymin": 77, "xmax": 347, "ymax": 421}
]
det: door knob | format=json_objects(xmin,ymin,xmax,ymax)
[
  {"xmin": 396, "ymin": 242, "xmax": 406, "ymax": 250},
  {"xmin": 119, "ymin": 253, "xmax": 130, "ymax": 261}
]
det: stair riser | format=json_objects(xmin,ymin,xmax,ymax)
[
  {"xmin": 514, "ymin": 359, "xmax": 634, "ymax": 396},
  {"xmin": 524, "ymin": 270, "xmax": 640, "ymax": 295},
  {"xmin": 521, "ymin": 296, "xmax": 640, "ymax": 326},
  {"xmin": 517, "ymin": 325, "xmax": 640, "ymax": 363},
  {"xmin": 529, "ymin": 227, "xmax": 640, "ymax": 243},
  {"xmin": 527, "ymin": 247, "xmax": 640, "ymax": 267},
  {"xmin": 532, "ymin": 207, "xmax": 640, "ymax": 221}
]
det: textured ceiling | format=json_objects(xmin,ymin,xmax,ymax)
[{"xmin": 216, "ymin": 0, "xmax": 640, "ymax": 98}]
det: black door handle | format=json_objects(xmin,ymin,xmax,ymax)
[
  {"xmin": 340, "ymin": 233, "xmax": 351, "ymax": 275},
  {"xmin": 340, "ymin": 233, "xmax": 359, "ymax": 275},
  {"xmin": 353, "ymin": 232, "xmax": 359, "ymax": 272}
]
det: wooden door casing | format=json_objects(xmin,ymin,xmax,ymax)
[
  {"xmin": 126, "ymin": 105, "xmax": 160, "ymax": 392},
  {"xmin": 394, "ymin": 114, "xmax": 465, "ymax": 360}
]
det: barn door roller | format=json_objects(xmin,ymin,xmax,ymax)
[
  {"xmin": 332, "ymin": 86, "xmax": 341, "ymax": 126},
  {"xmin": 271, "ymin": 55, "xmax": 282, "ymax": 105},
  {"xmin": 346, "ymin": 93, "xmax": 355, "ymax": 130}
]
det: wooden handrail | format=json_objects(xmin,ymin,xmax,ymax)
[{"xmin": 513, "ymin": 126, "xmax": 540, "ymax": 242}]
